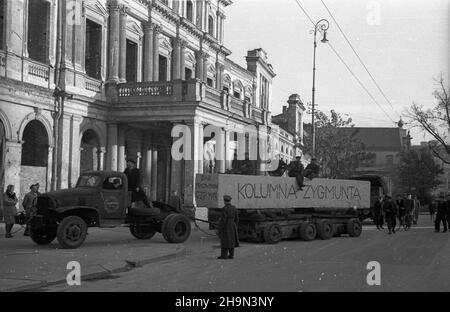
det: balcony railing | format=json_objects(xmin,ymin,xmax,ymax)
[
  {"xmin": 85, "ymin": 77, "xmax": 103, "ymax": 93},
  {"xmin": 28, "ymin": 60, "xmax": 50, "ymax": 81},
  {"xmin": 118, "ymin": 81, "xmax": 174, "ymax": 97}
]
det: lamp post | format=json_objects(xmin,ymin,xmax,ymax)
[{"xmin": 311, "ymin": 19, "xmax": 330, "ymax": 158}]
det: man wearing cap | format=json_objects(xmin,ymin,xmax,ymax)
[
  {"xmin": 124, "ymin": 159, "xmax": 141, "ymax": 201},
  {"xmin": 22, "ymin": 183, "xmax": 40, "ymax": 236},
  {"xmin": 435, "ymin": 195, "xmax": 448, "ymax": 233},
  {"xmin": 217, "ymin": 195, "xmax": 239, "ymax": 259},
  {"xmin": 287, "ymin": 154, "xmax": 305, "ymax": 191}
]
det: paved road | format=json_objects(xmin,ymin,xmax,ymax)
[{"xmin": 40, "ymin": 215, "xmax": 450, "ymax": 292}]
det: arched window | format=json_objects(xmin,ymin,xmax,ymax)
[
  {"xmin": 186, "ymin": 0, "xmax": 193, "ymax": 22},
  {"xmin": 80, "ymin": 129, "xmax": 101, "ymax": 172},
  {"xmin": 21, "ymin": 120, "xmax": 49, "ymax": 167},
  {"xmin": 208, "ymin": 15, "xmax": 214, "ymax": 37}
]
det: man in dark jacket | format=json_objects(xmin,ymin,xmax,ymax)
[
  {"xmin": 124, "ymin": 159, "xmax": 141, "ymax": 201},
  {"xmin": 218, "ymin": 195, "xmax": 239, "ymax": 260},
  {"xmin": 383, "ymin": 196, "xmax": 398, "ymax": 234},
  {"xmin": 396, "ymin": 195, "xmax": 406, "ymax": 230},
  {"xmin": 304, "ymin": 158, "xmax": 320, "ymax": 180},
  {"xmin": 288, "ymin": 155, "xmax": 305, "ymax": 191},
  {"xmin": 373, "ymin": 196, "xmax": 384, "ymax": 230},
  {"xmin": 435, "ymin": 195, "xmax": 448, "ymax": 233}
]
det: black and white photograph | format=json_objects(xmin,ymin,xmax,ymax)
[{"xmin": 0, "ymin": 0, "xmax": 449, "ymax": 299}]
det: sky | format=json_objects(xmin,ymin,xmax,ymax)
[{"xmin": 224, "ymin": 0, "xmax": 450, "ymax": 144}]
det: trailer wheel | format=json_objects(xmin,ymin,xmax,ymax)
[
  {"xmin": 347, "ymin": 218, "xmax": 362, "ymax": 237},
  {"xmin": 263, "ymin": 223, "xmax": 283, "ymax": 244},
  {"xmin": 299, "ymin": 222, "xmax": 317, "ymax": 241},
  {"xmin": 162, "ymin": 214, "xmax": 191, "ymax": 243},
  {"xmin": 56, "ymin": 216, "xmax": 88, "ymax": 249},
  {"xmin": 316, "ymin": 220, "xmax": 333, "ymax": 240},
  {"xmin": 130, "ymin": 225, "xmax": 156, "ymax": 240}
]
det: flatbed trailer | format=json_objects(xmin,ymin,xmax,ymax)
[{"xmin": 196, "ymin": 174, "xmax": 369, "ymax": 244}]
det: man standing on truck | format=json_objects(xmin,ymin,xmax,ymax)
[
  {"xmin": 384, "ymin": 195, "xmax": 398, "ymax": 234},
  {"xmin": 217, "ymin": 195, "xmax": 239, "ymax": 260},
  {"xmin": 287, "ymin": 154, "xmax": 305, "ymax": 191},
  {"xmin": 124, "ymin": 159, "xmax": 141, "ymax": 201},
  {"xmin": 304, "ymin": 158, "xmax": 320, "ymax": 180}
]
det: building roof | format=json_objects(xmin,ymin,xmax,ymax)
[{"xmin": 342, "ymin": 127, "xmax": 407, "ymax": 151}]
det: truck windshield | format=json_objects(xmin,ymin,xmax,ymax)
[{"xmin": 77, "ymin": 175, "xmax": 101, "ymax": 187}]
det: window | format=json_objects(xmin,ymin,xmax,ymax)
[
  {"xmin": 207, "ymin": 78, "xmax": 214, "ymax": 87},
  {"xmin": 27, "ymin": 0, "xmax": 50, "ymax": 63},
  {"xmin": 233, "ymin": 91, "xmax": 241, "ymax": 99},
  {"xmin": 0, "ymin": 0, "xmax": 4, "ymax": 50},
  {"xmin": 386, "ymin": 155, "xmax": 394, "ymax": 165},
  {"xmin": 185, "ymin": 67, "xmax": 192, "ymax": 79},
  {"xmin": 126, "ymin": 39, "xmax": 138, "ymax": 82},
  {"xmin": 245, "ymin": 96, "xmax": 251, "ymax": 103},
  {"xmin": 85, "ymin": 19, "xmax": 102, "ymax": 80},
  {"xmin": 208, "ymin": 15, "xmax": 214, "ymax": 37},
  {"xmin": 103, "ymin": 177, "xmax": 123, "ymax": 190},
  {"xmin": 223, "ymin": 86, "xmax": 229, "ymax": 93},
  {"xmin": 186, "ymin": 1, "xmax": 193, "ymax": 22},
  {"xmin": 159, "ymin": 55, "xmax": 168, "ymax": 81}
]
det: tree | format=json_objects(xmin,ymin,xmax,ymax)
[
  {"xmin": 303, "ymin": 110, "xmax": 375, "ymax": 179},
  {"xmin": 396, "ymin": 148, "xmax": 443, "ymax": 203},
  {"xmin": 407, "ymin": 74, "xmax": 450, "ymax": 164}
]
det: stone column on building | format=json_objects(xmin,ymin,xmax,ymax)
[
  {"xmin": 3, "ymin": 140, "xmax": 22, "ymax": 200},
  {"xmin": 202, "ymin": 53, "xmax": 209, "ymax": 83},
  {"xmin": 107, "ymin": 2, "xmax": 121, "ymax": 83},
  {"xmin": 4, "ymin": 0, "xmax": 25, "ymax": 80},
  {"xmin": 69, "ymin": 115, "xmax": 82, "ymax": 187},
  {"xmin": 143, "ymin": 22, "xmax": 154, "ymax": 81},
  {"xmin": 196, "ymin": 0, "xmax": 203, "ymax": 30},
  {"xmin": 171, "ymin": 38, "xmax": 182, "ymax": 80},
  {"xmin": 118, "ymin": 5, "xmax": 128, "ymax": 83},
  {"xmin": 195, "ymin": 51, "xmax": 204, "ymax": 81},
  {"xmin": 152, "ymin": 25, "xmax": 161, "ymax": 82},
  {"xmin": 217, "ymin": 128, "xmax": 227, "ymax": 173},
  {"xmin": 215, "ymin": 62, "xmax": 224, "ymax": 90},
  {"xmin": 151, "ymin": 146, "xmax": 158, "ymax": 201},
  {"xmin": 143, "ymin": 131, "xmax": 153, "ymax": 197},
  {"xmin": 183, "ymin": 120, "xmax": 204, "ymax": 207},
  {"xmin": 117, "ymin": 126, "xmax": 126, "ymax": 172},
  {"xmin": 180, "ymin": 40, "xmax": 187, "ymax": 80},
  {"xmin": 98, "ymin": 147, "xmax": 106, "ymax": 171},
  {"xmin": 57, "ymin": 114, "xmax": 72, "ymax": 189},
  {"xmin": 106, "ymin": 123, "xmax": 118, "ymax": 171}
]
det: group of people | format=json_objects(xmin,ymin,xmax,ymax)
[
  {"xmin": 286, "ymin": 155, "xmax": 320, "ymax": 191},
  {"xmin": 2, "ymin": 182, "xmax": 41, "ymax": 238},
  {"xmin": 429, "ymin": 194, "xmax": 450, "ymax": 233},
  {"xmin": 372, "ymin": 193, "xmax": 421, "ymax": 234}
]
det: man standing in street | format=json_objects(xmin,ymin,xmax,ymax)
[
  {"xmin": 384, "ymin": 195, "xmax": 398, "ymax": 234},
  {"xmin": 217, "ymin": 195, "xmax": 239, "ymax": 260},
  {"xmin": 124, "ymin": 159, "xmax": 141, "ymax": 201},
  {"xmin": 22, "ymin": 183, "xmax": 40, "ymax": 236},
  {"xmin": 435, "ymin": 195, "xmax": 448, "ymax": 233},
  {"xmin": 446, "ymin": 194, "xmax": 450, "ymax": 231},
  {"xmin": 396, "ymin": 194, "xmax": 406, "ymax": 231},
  {"xmin": 373, "ymin": 196, "xmax": 384, "ymax": 230},
  {"xmin": 288, "ymin": 154, "xmax": 305, "ymax": 191},
  {"xmin": 413, "ymin": 195, "xmax": 421, "ymax": 225}
]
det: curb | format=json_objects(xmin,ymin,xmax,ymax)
[{"xmin": 1, "ymin": 246, "xmax": 187, "ymax": 292}]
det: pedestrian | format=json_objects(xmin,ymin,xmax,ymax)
[
  {"xmin": 124, "ymin": 159, "xmax": 141, "ymax": 201},
  {"xmin": 383, "ymin": 195, "xmax": 398, "ymax": 235},
  {"xmin": 22, "ymin": 183, "xmax": 40, "ymax": 236},
  {"xmin": 429, "ymin": 199, "xmax": 437, "ymax": 222},
  {"xmin": 3, "ymin": 185, "xmax": 18, "ymax": 238},
  {"xmin": 304, "ymin": 158, "xmax": 320, "ymax": 180},
  {"xmin": 413, "ymin": 195, "xmax": 421, "ymax": 225},
  {"xmin": 373, "ymin": 196, "xmax": 384, "ymax": 230},
  {"xmin": 217, "ymin": 195, "xmax": 239, "ymax": 260},
  {"xmin": 287, "ymin": 154, "xmax": 305, "ymax": 191},
  {"xmin": 132, "ymin": 186, "xmax": 151, "ymax": 208},
  {"xmin": 435, "ymin": 195, "xmax": 448, "ymax": 233},
  {"xmin": 396, "ymin": 194, "xmax": 406, "ymax": 231},
  {"xmin": 446, "ymin": 194, "xmax": 450, "ymax": 231},
  {"xmin": 404, "ymin": 194, "xmax": 414, "ymax": 230}
]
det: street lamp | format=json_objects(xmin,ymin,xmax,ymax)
[{"xmin": 311, "ymin": 19, "xmax": 330, "ymax": 158}]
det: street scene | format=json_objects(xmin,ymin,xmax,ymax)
[{"xmin": 1, "ymin": 0, "xmax": 450, "ymax": 295}]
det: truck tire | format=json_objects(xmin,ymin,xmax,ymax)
[
  {"xmin": 30, "ymin": 226, "xmax": 57, "ymax": 245},
  {"xmin": 162, "ymin": 214, "xmax": 191, "ymax": 243},
  {"xmin": 263, "ymin": 223, "xmax": 283, "ymax": 244},
  {"xmin": 56, "ymin": 216, "xmax": 88, "ymax": 249},
  {"xmin": 347, "ymin": 218, "xmax": 362, "ymax": 237},
  {"xmin": 316, "ymin": 220, "xmax": 333, "ymax": 240},
  {"xmin": 130, "ymin": 225, "xmax": 156, "ymax": 240},
  {"xmin": 299, "ymin": 222, "xmax": 317, "ymax": 241}
]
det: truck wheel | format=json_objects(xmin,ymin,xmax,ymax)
[
  {"xmin": 30, "ymin": 226, "xmax": 57, "ymax": 245},
  {"xmin": 316, "ymin": 220, "xmax": 333, "ymax": 240},
  {"xmin": 162, "ymin": 214, "xmax": 191, "ymax": 243},
  {"xmin": 263, "ymin": 223, "xmax": 283, "ymax": 244},
  {"xmin": 347, "ymin": 218, "xmax": 362, "ymax": 237},
  {"xmin": 299, "ymin": 222, "xmax": 317, "ymax": 241},
  {"xmin": 130, "ymin": 225, "xmax": 156, "ymax": 240},
  {"xmin": 56, "ymin": 216, "xmax": 88, "ymax": 249}
]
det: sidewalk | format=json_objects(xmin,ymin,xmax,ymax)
[{"xmin": 0, "ymin": 224, "xmax": 187, "ymax": 292}]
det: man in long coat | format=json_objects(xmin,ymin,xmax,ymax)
[
  {"xmin": 383, "ymin": 195, "xmax": 398, "ymax": 234},
  {"xmin": 218, "ymin": 195, "xmax": 239, "ymax": 260}
]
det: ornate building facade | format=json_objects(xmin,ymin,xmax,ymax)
[{"xmin": 0, "ymin": 0, "xmax": 277, "ymax": 208}]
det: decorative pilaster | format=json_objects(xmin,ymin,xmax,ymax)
[
  {"xmin": 171, "ymin": 38, "xmax": 182, "ymax": 80},
  {"xmin": 180, "ymin": 40, "xmax": 187, "ymax": 80},
  {"xmin": 107, "ymin": 3, "xmax": 120, "ymax": 83},
  {"xmin": 107, "ymin": 123, "xmax": 118, "ymax": 171},
  {"xmin": 216, "ymin": 62, "xmax": 224, "ymax": 90},
  {"xmin": 202, "ymin": 53, "xmax": 209, "ymax": 83},
  {"xmin": 143, "ymin": 22, "xmax": 154, "ymax": 81},
  {"xmin": 195, "ymin": 51, "xmax": 204, "ymax": 81},
  {"xmin": 119, "ymin": 5, "xmax": 128, "ymax": 83},
  {"xmin": 152, "ymin": 24, "xmax": 162, "ymax": 81}
]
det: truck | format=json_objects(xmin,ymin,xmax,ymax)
[
  {"xmin": 196, "ymin": 174, "xmax": 370, "ymax": 244},
  {"xmin": 27, "ymin": 171, "xmax": 192, "ymax": 249}
]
